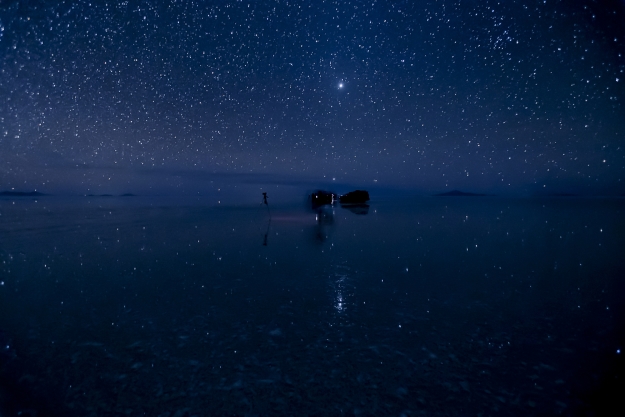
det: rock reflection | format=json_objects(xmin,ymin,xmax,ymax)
[
  {"xmin": 340, "ymin": 203, "xmax": 369, "ymax": 215},
  {"xmin": 261, "ymin": 217, "xmax": 271, "ymax": 246},
  {"xmin": 314, "ymin": 207, "xmax": 334, "ymax": 242}
]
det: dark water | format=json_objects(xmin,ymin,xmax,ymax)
[{"xmin": 0, "ymin": 196, "xmax": 624, "ymax": 416}]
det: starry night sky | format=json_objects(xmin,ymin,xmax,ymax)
[{"xmin": 1, "ymin": 0, "xmax": 624, "ymax": 196}]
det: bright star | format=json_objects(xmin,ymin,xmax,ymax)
[{"xmin": 338, "ymin": 82, "xmax": 344, "ymax": 89}]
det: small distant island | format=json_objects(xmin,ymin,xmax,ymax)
[
  {"xmin": 0, "ymin": 191, "xmax": 46, "ymax": 197},
  {"xmin": 339, "ymin": 190, "xmax": 370, "ymax": 204},
  {"xmin": 310, "ymin": 189, "xmax": 370, "ymax": 209},
  {"xmin": 433, "ymin": 190, "xmax": 488, "ymax": 197}
]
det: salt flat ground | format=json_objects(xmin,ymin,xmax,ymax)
[{"xmin": 0, "ymin": 195, "xmax": 623, "ymax": 416}]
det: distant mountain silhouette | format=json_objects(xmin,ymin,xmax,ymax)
[
  {"xmin": 546, "ymin": 193, "xmax": 578, "ymax": 197},
  {"xmin": 0, "ymin": 191, "xmax": 46, "ymax": 197},
  {"xmin": 433, "ymin": 190, "xmax": 487, "ymax": 197},
  {"xmin": 120, "ymin": 193, "xmax": 136, "ymax": 197}
]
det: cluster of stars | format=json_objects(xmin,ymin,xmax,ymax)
[{"xmin": 0, "ymin": 0, "xmax": 623, "ymax": 194}]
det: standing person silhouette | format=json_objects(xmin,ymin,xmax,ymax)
[
  {"xmin": 261, "ymin": 192, "xmax": 271, "ymax": 216},
  {"xmin": 260, "ymin": 192, "xmax": 271, "ymax": 245}
]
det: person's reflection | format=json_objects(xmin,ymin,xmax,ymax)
[
  {"xmin": 262, "ymin": 218, "xmax": 271, "ymax": 246},
  {"xmin": 314, "ymin": 207, "xmax": 334, "ymax": 242}
]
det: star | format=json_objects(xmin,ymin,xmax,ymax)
[{"xmin": 0, "ymin": 0, "xmax": 622, "ymax": 196}]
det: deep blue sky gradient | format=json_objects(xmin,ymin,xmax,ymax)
[{"xmin": 1, "ymin": 0, "xmax": 624, "ymax": 196}]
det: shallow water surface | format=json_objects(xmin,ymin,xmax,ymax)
[{"xmin": 0, "ymin": 196, "xmax": 624, "ymax": 416}]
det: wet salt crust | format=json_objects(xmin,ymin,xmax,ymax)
[{"xmin": 0, "ymin": 196, "xmax": 623, "ymax": 416}]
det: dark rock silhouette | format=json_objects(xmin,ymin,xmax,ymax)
[
  {"xmin": 310, "ymin": 190, "xmax": 337, "ymax": 209},
  {"xmin": 339, "ymin": 190, "xmax": 370, "ymax": 204}
]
